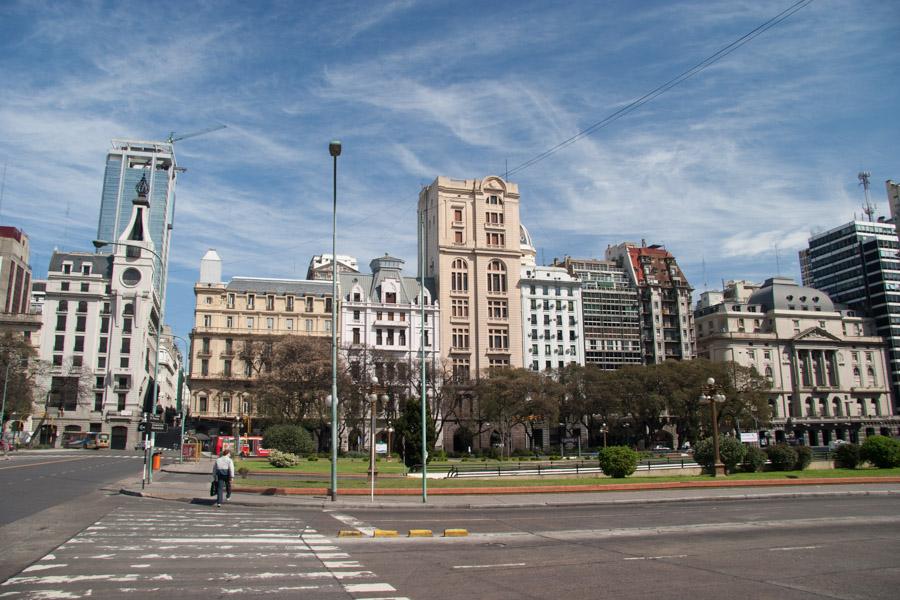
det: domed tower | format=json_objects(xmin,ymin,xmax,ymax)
[{"xmin": 520, "ymin": 223, "xmax": 536, "ymax": 268}]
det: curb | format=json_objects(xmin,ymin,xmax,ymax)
[{"xmin": 119, "ymin": 487, "xmax": 900, "ymax": 511}]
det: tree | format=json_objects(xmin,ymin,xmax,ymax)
[
  {"xmin": 474, "ymin": 368, "xmax": 550, "ymax": 458},
  {"xmin": 860, "ymin": 435, "xmax": 900, "ymax": 468},
  {"xmin": 263, "ymin": 424, "xmax": 314, "ymax": 456},
  {"xmin": 597, "ymin": 446, "xmax": 639, "ymax": 478},
  {"xmin": 395, "ymin": 396, "xmax": 436, "ymax": 468},
  {"xmin": 406, "ymin": 357, "xmax": 462, "ymax": 451},
  {"xmin": 0, "ymin": 333, "xmax": 40, "ymax": 432},
  {"xmin": 254, "ymin": 336, "xmax": 340, "ymax": 440},
  {"xmin": 694, "ymin": 436, "xmax": 746, "ymax": 474}
]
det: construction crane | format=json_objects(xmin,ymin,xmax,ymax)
[{"xmin": 166, "ymin": 124, "xmax": 227, "ymax": 144}]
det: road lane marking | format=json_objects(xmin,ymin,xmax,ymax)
[
  {"xmin": 345, "ymin": 583, "xmax": 396, "ymax": 593},
  {"xmin": 624, "ymin": 555, "xmax": 688, "ymax": 561},
  {"xmin": 330, "ymin": 513, "xmax": 375, "ymax": 536},
  {"xmin": 0, "ymin": 457, "xmax": 86, "ymax": 470},
  {"xmin": 770, "ymin": 545, "xmax": 821, "ymax": 551},
  {"xmin": 452, "ymin": 563, "xmax": 526, "ymax": 570}
]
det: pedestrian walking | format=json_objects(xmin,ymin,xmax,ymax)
[{"xmin": 212, "ymin": 448, "xmax": 235, "ymax": 507}]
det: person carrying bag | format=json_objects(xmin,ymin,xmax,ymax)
[{"xmin": 212, "ymin": 449, "xmax": 235, "ymax": 507}]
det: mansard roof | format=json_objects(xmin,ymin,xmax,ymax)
[{"xmin": 226, "ymin": 277, "xmax": 332, "ymax": 296}]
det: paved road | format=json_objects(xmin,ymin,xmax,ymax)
[
  {"xmin": 1, "ymin": 500, "xmax": 411, "ymax": 599},
  {"xmin": 0, "ymin": 451, "xmax": 145, "ymax": 525}
]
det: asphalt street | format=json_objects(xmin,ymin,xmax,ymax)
[{"xmin": 0, "ymin": 450, "xmax": 145, "ymax": 525}]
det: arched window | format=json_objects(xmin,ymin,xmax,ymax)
[
  {"xmin": 853, "ymin": 367, "xmax": 861, "ymax": 387},
  {"xmin": 123, "ymin": 302, "xmax": 134, "ymax": 316},
  {"xmin": 867, "ymin": 367, "xmax": 876, "ymax": 387},
  {"xmin": 832, "ymin": 397, "xmax": 842, "ymax": 416},
  {"xmin": 764, "ymin": 366, "xmax": 773, "ymax": 381},
  {"xmin": 768, "ymin": 399, "xmax": 778, "ymax": 419},
  {"xmin": 451, "ymin": 259, "xmax": 468, "ymax": 292},
  {"xmin": 487, "ymin": 260, "xmax": 507, "ymax": 293}
]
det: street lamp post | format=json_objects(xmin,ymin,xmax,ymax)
[
  {"xmin": 601, "ymin": 422, "xmax": 608, "ymax": 448},
  {"xmin": 368, "ymin": 376, "xmax": 379, "ymax": 503},
  {"xmin": 699, "ymin": 377, "xmax": 727, "ymax": 476},
  {"xmin": 328, "ymin": 139, "xmax": 341, "ymax": 502},
  {"xmin": 418, "ymin": 209, "xmax": 428, "ymax": 503},
  {"xmin": 2, "ymin": 356, "xmax": 28, "ymax": 458},
  {"xmin": 94, "ymin": 238, "xmax": 166, "ymax": 488}
]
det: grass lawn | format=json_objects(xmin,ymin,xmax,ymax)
[
  {"xmin": 234, "ymin": 467, "xmax": 900, "ymax": 490},
  {"xmin": 235, "ymin": 457, "xmax": 409, "ymax": 475}
]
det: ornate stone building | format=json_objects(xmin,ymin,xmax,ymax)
[{"xmin": 695, "ymin": 277, "xmax": 900, "ymax": 445}]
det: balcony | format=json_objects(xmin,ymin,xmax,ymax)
[{"xmin": 374, "ymin": 318, "xmax": 409, "ymax": 328}]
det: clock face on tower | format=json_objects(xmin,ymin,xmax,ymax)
[{"xmin": 122, "ymin": 267, "xmax": 142, "ymax": 287}]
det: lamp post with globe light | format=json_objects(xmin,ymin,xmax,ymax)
[
  {"xmin": 328, "ymin": 139, "xmax": 341, "ymax": 501},
  {"xmin": 699, "ymin": 377, "xmax": 727, "ymax": 476}
]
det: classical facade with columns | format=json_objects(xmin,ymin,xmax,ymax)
[{"xmin": 695, "ymin": 277, "xmax": 900, "ymax": 446}]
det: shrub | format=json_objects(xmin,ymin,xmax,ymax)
[
  {"xmin": 263, "ymin": 425, "xmax": 314, "ymax": 457},
  {"xmin": 548, "ymin": 454, "xmax": 561, "ymax": 461},
  {"xmin": 833, "ymin": 443, "xmax": 860, "ymax": 469},
  {"xmin": 766, "ymin": 444, "xmax": 799, "ymax": 471},
  {"xmin": 267, "ymin": 449, "xmax": 301, "ymax": 468},
  {"xmin": 236, "ymin": 465, "xmax": 250, "ymax": 478},
  {"xmin": 597, "ymin": 446, "xmax": 639, "ymax": 478},
  {"xmin": 694, "ymin": 436, "xmax": 746, "ymax": 474},
  {"xmin": 860, "ymin": 435, "xmax": 900, "ymax": 468},
  {"xmin": 307, "ymin": 455, "xmax": 319, "ymax": 462},
  {"xmin": 741, "ymin": 446, "xmax": 767, "ymax": 473},
  {"xmin": 432, "ymin": 450, "xmax": 448, "ymax": 462},
  {"xmin": 794, "ymin": 445, "xmax": 812, "ymax": 470}
]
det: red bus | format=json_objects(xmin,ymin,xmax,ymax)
[{"xmin": 212, "ymin": 435, "xmax": 269, "ymax": 458}]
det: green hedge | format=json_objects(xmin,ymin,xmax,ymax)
[{"xmin": 597, "ymin": 446, "xmax": 639, "ymax": 478}]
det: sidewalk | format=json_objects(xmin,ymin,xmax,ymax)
[{"xmin": 118, "ymin": 457, "xmax": 900, "ymax": 510}]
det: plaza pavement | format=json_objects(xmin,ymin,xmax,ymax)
[{"xmin": 119, "ymin": 454, "xmax": 900, "ymax": 510}]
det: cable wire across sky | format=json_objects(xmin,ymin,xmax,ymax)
[{"xmin": 505, "ymin": 0, "xmax": 815, "ymax": 178}]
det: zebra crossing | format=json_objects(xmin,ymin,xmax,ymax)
[{"xmin": 1, "ymin": 505, "xmax": 410, "ymax": 599}]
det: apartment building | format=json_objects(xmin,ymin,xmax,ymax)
[
  {"xmin": 188, "ymin": 250, "xmax": 333, "ymax": 436},
  {"xmin": 520, "ymin": 263, "xmax": 585, "ymax": 372},
  {"xmin": 695, "ymin": 277, "xmax": 900, "ymax": 445},
  {"xmin": 418, "ymin": 176, "xmax": 524, "ymax": 379},
  {"xmin": 607, "ymin": 242, "xmax": 695, "ymax": 363},
  {"xmin": 555, "ymin": 257, "xmax": 641, "ymax": 370}
]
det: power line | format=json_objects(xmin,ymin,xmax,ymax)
[{"xmin": 507, "ymin": 0, "xmax": 814, "ymax": 177}]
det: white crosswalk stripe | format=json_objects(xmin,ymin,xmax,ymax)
[{"xmin": 1, "ymin": 505, "xmax": 409, "ymax": 599}]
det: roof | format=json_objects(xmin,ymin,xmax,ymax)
[
  {"xmin": 48, "ymin": 252, "xmax": 113, "ymax": 278},
  {"xmin": 226, "ymin": 277, "xmax": 332, "ymax": 296},
  {"xmin": 747, "ymin": 277, "xmax": 835, "ymax": 312}
]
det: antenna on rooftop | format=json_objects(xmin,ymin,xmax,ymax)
[
  {"xmin": 0, "ymin": 161, "xmax": 6, "ymax": 221},
  {"xmin": 859, "ymin": 171, "xmax": 875, "ymax": 222}
]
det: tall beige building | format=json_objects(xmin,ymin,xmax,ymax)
[{"xmin": 418, "ymin": 176, "xmax": 524, "ymax": 379}]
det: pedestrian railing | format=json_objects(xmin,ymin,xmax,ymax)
[{"xmin": 414, "ymin": 457, "xmax": 699, "ymax": 479}]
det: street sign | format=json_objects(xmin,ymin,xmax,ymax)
[
  {"xmin": 138, "ymin": 421, "xmax": 167, "ymax": 433},
  {"xmin": 740, "ymin": 432, "xmax": 758, "ymax": 444}
]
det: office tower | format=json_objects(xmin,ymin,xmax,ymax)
[
  {"xmin": 0, "ymin": 226, "xmax": 41, "ymax": 341},
  {"xmin": 805, "ymin": 220, "xmax": 900, "ymax": 408},
  {"xmin": 95, "ymin": 139, "xmax": 177, "ymax": 292}
]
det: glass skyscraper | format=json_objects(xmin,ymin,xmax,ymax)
[
  {"xmin": 805, "ymin": 220, "xmax": 900, "ymax": 410},
  {"xmin": 95, "ymin": 139, "xmax": 177, "ymax": 293}
]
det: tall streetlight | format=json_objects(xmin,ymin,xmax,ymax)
[
  {"xmin": 418, "ymin": 210, "xmax": 428, "ymax": 502},
  {"xmin": 2, "ymin": 356, "xmax": 28, "ymax": 458},
  {"xmin": 328, "ymin": 139, "xmax": 341, "ymax": 502},
  {"xmin": 164, "ymin": 334, "xmax": 191, "ymax": 464},
  {"xmin": 699, "ymin": 377, "xmax": 727, "ymax": 476},
  {"xmin": 94, "ymin": 238, "xmax": 166, "ymax": 487}
]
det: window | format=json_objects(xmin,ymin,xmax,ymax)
[
  {"xmin": 352, "ymin": 328, "xmax": 361, "ymax": 344},
  {"xmin": 353, "ymin": 310, "xmax": 360, "ymax": 321},
  {"xmin": 286, "ymin": 296, "xmax": 294, "ymax": 311},
  {"xmin": 94, "ymin": 393, "xmax": 103, "ymax": 412},
  {"xmin": 376, "ymin": 329, "xmax": 383, "ymax": 345},
  {"xmin": 61, "ymin": 281, "xmax": 69, "ymax": 291},
  {"xmin": 247, "ymin": 317, "xmax": 254, "ymax": 329},
  {"xmin": 454, "ymin": 230, "xmax": 463, "ymax": 243},
  {"xmin": 120, "ymin": 337, "xmax": 130, "ymax": 354},
  {"xmin": 201, "ymin": 359, "xmax": 209, "ymax": 376},
  {"xmin": 451, "ymin": 298, "xmax": 469, "ymax": 318},
  {"xmin": 101, "ymin": 302, "xmax": 110, "ymax": 315},
  {"xmin": 399, "ymin": 330, "xmax": 406, "ymax": 345},
  {"xmin": 72, "ymin": 355, "xmax": 83, "ymax": 367},
  {"xmin": 453, "ymin": 358, "xmax": 470, "ymax": 381},
  {"xmin": 489, "ymin": 358, "xmax": 509, "ymax": 368},
  {"xmin": 385, "ymin": 292, "xmax": 397, "ymax": 304},
  {"xmin": 486, "ymin": 194, "xmax": 502, "ymax": 205},
  {"xmin": 205, "ymin": 297, "xmax": 212, "ymax": 305},
  {"xmin": 58, "ymin": 300, "xmax": 68, "ymax": 312},
  {"xmin": 226, "ymin": 316, "xmax": 234, "ymax": 328},
  {"xmin": 486, "ymin": 232, "xmax": 505, "ymax": 247},
  {"xmin": 227, "ymin": 293, "xmax": 235, "ymax": 309},
  {"xmin": 77, "ymin": 300, "xmax": 88, "ymax": 313},
  {"xmin": 98, "ymin": 337, "xmax": 108, "ymax": 353},
  {"xmin": 305, "ymin": 319, "xmax": 313, "ymax": 332},
  {"xmin": 224, "ymin": 360, "xmax": 232, "ymax": 377},
  {"xmin": 117, "ymin": 393, "xmax": 126, "ymax": 411},
  {"xmin": 451, "ymin": 259, "xmax": 469, "ymax": 292},
  {"xmin": 53, "ymin": 354, "xmax": 63, "ymax": 366},
  {"xmin": 487, "ymin": 260, "xmax": 507, "ymax": 293},
  {"xmin": 324, "ymin": 320, "xmax": 332, "ymax": 332},
  {"xmin": 325, "ymin": 298, "xmax": 333, "ymax": 313},
  {"xmin": 488, "ymin": 328, "xmax": 509, "ymax": 350},
  {"xmin": 222, "ymin": 396, "xmax": 231, "ymax": 414},
  {"xmin": 424, "ymin": 330, "xmax": 431, "ymax": 347},
  {"xmin": 452, "ymin": 327, "xmax": 470, "ymax": 349},
  {"xmin": 81, "ymin": 263, "xmax": 91, "ymax": 275},
  {"xmin": 247, "ymin": 294, "xmax": 255, "ymax": 309},
  {"xmin": 97, "ymin": 356, "xmax": 105, "ymax": 369},
  {"xmin": 386, "ymin": 329, "xmax": 394, "ymax": 345},
  {"xmin": 123, "ymin": 317, "xmax": 132, "ymax": 334},
  {"xmin": 120, "ymin": 356, "xmax": 129, "ymax": 368},
  {"xmin": 56, "ymin": 315, "xmax": 66, "ymax": 331},
  {"xmin": 199, "ymin": 396, "xmax": 208, "ymax": 412},
  {"xmin": 485, "ymin": 211, "xmax": 504, "ymax": 225},
  {"xmin": 453, "ymin": 208, "xmax": 463, "ymax": 222},
  {"xmin": 203, "ymin": 315, "xmax": 212, "ymax": 327},
  {"xmin": 306, "ymin": 297, "xmax": 314, "ymax": 312},
  {"xmin": 266, "ymin": 295, "xmax": 275, "ymax": 311},
  {"xmin": 62, "ymin": 263, "xmax": 72, "ymax": 275},
  {"xmin": 266, "ymin": 317, "xmax": 274, "ymax": 329},
  {"xmin": 286, "ymin": 318, "xmax": 293, "ymax": 330},
  {"xmin": 73, "ymin": 315, "xmax": 86, "ymax": 332}
]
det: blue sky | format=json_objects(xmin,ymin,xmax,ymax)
[{"xmin": 1, "ymin": 0, "xmax": 898, "ymax": 347}]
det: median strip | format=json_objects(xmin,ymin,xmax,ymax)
[{"xmin": 443, "ymin": 529, "xmax": 468, "ymax": 537}]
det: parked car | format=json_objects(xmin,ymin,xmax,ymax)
[
  {"xmin": 828, "ymin": 439, "xmax": 850, "ymax": 450},
  {"xmin": 651, "ymin": 445, "xmax": 674, "ymax": 454}
]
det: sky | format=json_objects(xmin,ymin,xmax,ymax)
[{"xmin": 1, "ymin": 0, "xmax": 898, "ymax": 347}]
